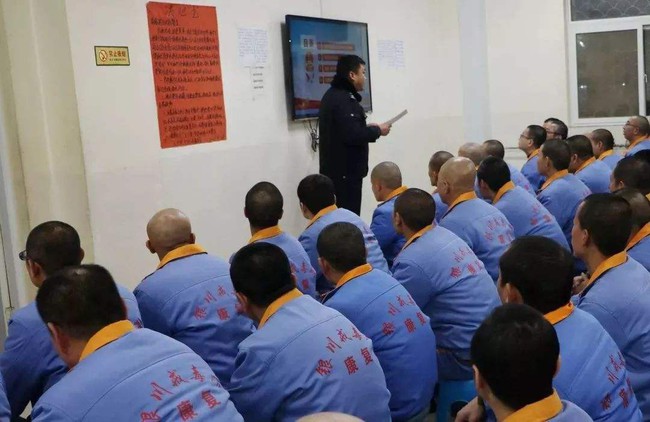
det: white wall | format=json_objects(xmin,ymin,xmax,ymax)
[{"xmin": 63, "ymin": 0, "xmax": 465, "ymax": 288}]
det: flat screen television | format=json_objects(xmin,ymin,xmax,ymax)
[{"xmin": 286, "ymin": 15, "xmax": 372, "ymax": 120}]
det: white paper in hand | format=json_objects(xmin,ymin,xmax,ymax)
[{"xmin": 384, "ymin": 109, "xmax": 408, "ymax": 126}]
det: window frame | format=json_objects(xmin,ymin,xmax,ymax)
[{"xmin": 566, "ymin": 1, "xmax": 650, "ymax": 127}]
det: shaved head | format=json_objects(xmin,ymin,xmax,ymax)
[
  {"xmin": 298, "ymin": 413, "xmax": 363, "ymax": 422},
  {"xmin": 371, "ymin": 161, "xmax": 402, "ymax": 190},
  {"xmin": 428, "ymin": 151, "xmax": 454, "ymax": 172},
  {"xmin": 146, "ymin": 208, "xmax": 193, "ymax": 255},
  {"xmin": 439, "ymin": 157, "xmax": 477, "ymax": 192},
  {"xmin": 458, "ymin": 142, "xmax": 486, "ymax": 166}
]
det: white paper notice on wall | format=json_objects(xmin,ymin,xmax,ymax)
[
  {"xmin": 377, "ymin": 40, "xmax": 405, "ymax": 69},
  {"xmin": 238, "ymin": 27, "xmax": 269, "ymax": 67}
]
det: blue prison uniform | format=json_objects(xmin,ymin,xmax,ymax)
[
  {"xmin": 248, "ymin": 226, "xmax": 317, "ymax": 298},
  {"xmin": 371, "ymin": 186, "xmax": 407, "ymax": 267},
  {"xmin": 439, "ymin": 192, "xmax": 515, "ymax": 281},
  {"xmin": 229, "ymin": 290, "xmax": 392, "ymax": 422},
  {"xmin": 536, "ymin": 170, "xmax": 591, "ymax": 246},
  {"xmin": 503, "ymin": 391, "xmax": 592, "ymax": 422},
  {"xmin": 432, "ymin": 192, "xmax": 448, "ymax": 223},
  {"xmin": 547, "ymin": 304, "xmax": 642, "ymax": 421},
  {"xmin": 391, "ymin": 225, "xmax": 500, "ymax": 380},
  {"xmin": 299, "ymin": 205, "xmax": 389, "ymax": 293},
  {"xmin": 626, "ymin": 223, "xmax": 650, "ymax": 273},
  {"xmin": 322, "ymin": 265, "xmax": 437, "ymax": 421},
  {"xmin": 492, "ymin": 182, "xmax": 569, "ymax": 249},
  {"xmin": 32, "ymin": 322, "xmax": 243, "ymax": 421},
  {"xmin": 0, "ymin": 285, "xmax": 141, "ymax": 417},
  {"xmin": 625, "ymin": 139, "xmax": 650, "ymax": 157},
  {"xmin": 575, "ymin": 157, "xmax": 612, "ymax": 194},
  {"xmin": 521, "ymin": 148, "xmax": 546, "ymax": 190},
  {"xmin": 134, "ymin": 244, "xmax": 255, "ymax": 388},
  {"xmin": 508, "ymin": 163, "xmax": 535, "ymax": 195},
  {"xmin": 599, "ymin": 150, "xmax": 622, "ymax": 171},
  {"xmin": 574, "ymin": 253, "xmax": 650, "ymax": 418}
]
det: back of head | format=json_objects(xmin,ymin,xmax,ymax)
[
  {"xmin": 336, "ymin": 55, "xmax": 365, "ymax": 79},
  {"xmin": 527, "ymin": 125, "xmax": 547, "ymax": 148},
  {"xmin": 458, "ymin": 142, "xmax": 486, "ymax": 166},
  {"xmin": 297, "ymin": 174, "xmax": 336, "ymax": 214},
  {"xmin": 631, "ymin": 115, "xmax": 650, "ymax": 137},
  {"xmin": 146, "ymin": 208, "xmax": 192, "ymax": 252},
  {"xmin": 591, "ymin": 129, "xmax": 615, "ymax": 150},
  {"xmin": 317, "ymin": 222, "xmax": 366, "ymax": 273},
  {"xmin": 483, "ymin": 140, "xmax": 505, "ymax": 159},
  {"xmin": 370, "ymin": 161, "xmax": 402, "ymax": 190},
  {"xmin": 578, "ymin": 194, "xmax": 632, "ymax": 256},
  {"xmin": 544, "ymin": 118, "xmax": 568, "ymax": 140},
  {"xmin": 394, "ymin": 188, "xmax": 436, "ymax": 231},
  {"xmin": 541, "ymin": 139, "xmax": 571, "ymax": 170},
  {"xmin": 230, "ymin": 242, "xmax": 294, "ymax": 307},
  {"xmin": 613, "ymin": 188, "xmax": 650, "ymax": 229},
  {"xmin": 477, "ymin": 156, "xmax": 511, "ymax": 192},
  {"xmin": 245, "ymin": 182, "xmax": 283, "ymax": 228},
  {"xmin": 471, "ymin": 303, "xmax": 559, "ymax": 411},
  {"xmin": 428, "ymin": 151, "xmax": 454, "ymax": 172},
  {"xmin": 36, "ymin": 264, "xmax": 126, "ymax": 341},
  {"xmin": 634, "ymin": 149, "xmax": 650, "ymax": 166},
  {"xmin": 566, "ymin": 134, "xmax": 594, "ymax": 160},
  {"xmin": 26, "ymin": 221, "xmax": 82, "ymax": 275},
  {"xmin": 613, "ymin": 157, "xmax": 650, "ymax": 195},
  {"xmin": 500, "ymin": 237, "xmax": 574, "ymax": 314},
  {"xmin": 439, "ymin": 157, "xmax": 477, "ymax": 192}
]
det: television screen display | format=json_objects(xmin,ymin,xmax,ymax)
[{"xmin": 286, "ymin": 15, "xmax": 372, "ymax": 120}]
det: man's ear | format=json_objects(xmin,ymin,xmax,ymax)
[
  {"xmin": 27, "ymin": 260, "xmax": 43, "ymax": 281},
  {"xmin": 47, "ymin": 323, "xmax": 72, "ymax": 365},
  {"xmin": 145, "ymin": 240, "xmax": 156, "ymax": 254},
  {"xmin": 189, "ymin": 233, "xmax": 196, "ymax": 244},
  {"xmin": 392, "ymin": 211, "xmax": 403, "ymax": 232},
  {"xmin": 78, "ymin": 248, "xmax": 85, "ymax": 263}
]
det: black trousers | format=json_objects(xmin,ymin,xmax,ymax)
[{"xmin": 332, "ymin": 176, "xmax": 363, "ymax": 216}]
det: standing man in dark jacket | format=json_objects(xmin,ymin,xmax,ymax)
[{"xmin": 318, "ymin": 55, "xmax": 391, "ymax": 215}]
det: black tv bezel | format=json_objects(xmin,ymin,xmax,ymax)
[{"xmin": 285, "ymin": 14, "xmax": 372, "ymax": 121}]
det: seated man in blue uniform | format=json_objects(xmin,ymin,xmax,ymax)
[
  {"xmin": 466, "ymin": 304, "xmax": 592, "ymax": 422},
  {"xmin": 610, "ymin": 156, "xmax": 650, "ymax": 197},
  {"xmin": 32, "ymin": 265, "xmax": 243, "ymax": 421},
  {"xmin": 518, "ymin": 124, "xmax": 548, "ymax": 190},
  {"xmin": 297, "ymin": 174, "xmax": 389, "ymax": 294},
  {"xmin": 572, "ymin": 194, "xmax": 650, "ymax": 417},
  {"xmin": 370, "ymin": 162, "xmax": 407, "ymax": 267},
  {"xmin": 589, "ymin": 129, "xmax": 622, "ymax": 170},
  {"xmin": 228, "ymin": 243, "xmax": 391, "ymax": 421},
  {"xmin": 428, "ymin": 151, "xmax": 452, "ymax": 222},
  {"xmin": 476, "ymin": 157, "xmax": 569, "ymax": 249},
  {"xmin": 566, "ymin": 134, "xmax": 612, "ymax": 194},
  {"xmin": 482, "ymin": 139, "xmax": 535, "ymax": 195},
  {"xmin": 242, "ymin": 181, "xmax": 316, "ymax": 297},
  {"xmin": 536, "ymin": 139, "xmax": 591, "ymax": 247},
  {"xmin": 623, "ymin": 115, "xmax": 650, "ymax": 157},
  {"xmin": 437, "ymin": 157, "xmax": 515, "ymax": 281},
  {"xmin": 614, "ymin": 188, "xmax": 650, "ymax": 272},
  {"xmin": 318, "ymin": 222, "xmax": 437, "ymax": 422},
  {"xmin": 0, "ymin": 221, "xmax": 141, "ymax": 419},
  {"xmin": 391, "ymin": 188, "xmax": 499, "ymax": 381},
  {"xmin": 134, "ymin": 209, "xmax": 254, "ymax": 388}
]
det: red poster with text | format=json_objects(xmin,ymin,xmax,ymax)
[{"xmin": 147, "ymin": 2, "xmax": 226, "ymax": 148}]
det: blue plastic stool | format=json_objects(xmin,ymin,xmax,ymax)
[{"xmin": 436, "ymin": 380, "xmax": 476, "ymax": 422}]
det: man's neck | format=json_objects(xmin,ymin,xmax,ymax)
[
  {"xmin": 630, "ymin": 134, "xmax": 647, "ymax": 145},
  {"xmin": 486, "ymin": 396, "xmax": 515, "ymax": 422},
  {"xmin": 521, "ymin": 146, "xmax": 536, "ymax": 157},
  {"xmin": 542, "ymin": 167, "xmax": 558, "ymax": 179},
  {"xmin": 249, "ymin": 224, "xmax": 273, "ymax": 237},
  {"xmin": 582, "ymin": 249, "xmax": 609, "ymax": 275},
  {"xmin": 157, "ymin": 242, "xmax": 192, "ymax": 261},
  {"xmin": 402, "ymin": 227, "xmax": 418, "ymax": 242}
]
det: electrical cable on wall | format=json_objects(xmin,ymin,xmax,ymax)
[{"xmin": 305, "ymin": 118, "xmax": 319, "ymax": 152}]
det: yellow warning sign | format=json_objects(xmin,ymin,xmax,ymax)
[{"xmin": 94, "ymin": 46, "xmax": 130, "ymax": 66}]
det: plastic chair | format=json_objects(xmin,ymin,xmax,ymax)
[{"xmin": 436, "ymin": 379, "xmax": 476, "ymax": 422}]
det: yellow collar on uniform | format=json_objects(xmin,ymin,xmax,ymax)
[
  {"xmin": 307, "ymin": 205, "xmax": 337, "ymax": 228},
  {"xmin": 259, "ymin": 288, "xmax": 303, "ymax": 329},
  {"xmin": 79, "ymin": 320, "xmax": 134, "ymax": 362},
  {"xmin": 526, "ymin": 148, "xmax": 541, "ymax": 163},
  {"xmin": 582, "ymin": 252, "xmax": 628, "ymax": 293},
  {"xmin": 249, "ymin": 226, "xmax": 283, "ymax": 244},
  {"xmin": 503, "ymin": 391, "xmax": 563, "ymax": 422},
  {"xmin": 445, "ymin": 192, "xmax": 477, "ymax": 216},
  {"xmin": 575, "ymin": 157, "xmax": 595, "ymax": 174},
  {"xmin": 402, "ymin": 225, "xmax": 433, "ymax": 251},
  {"xmin": 626, "ymin": 137, "xmax": 650, "ymax": 153},
  {"xmin": 539, "ymin": 170, "xmax": 568, "ymax": 192},
  {"xmin": 382, "ymin": 186, "xmax": 408, "ymax": 203},
  {"xmin": 336, "ymin": 264, "xmax": 372, "ymax": 288},
  {"xmin": 157, "ymin": 244, "xmax": 207, "ymax": 269},
  {"xmin": 544, "ymin": 302, "xmax": 574, "ymax": 325},
  {"xmin": 598, "ymin": 150, "xmax": 614, "ymax": 160},
  {"xmin": 626, "ymin": 222, "xmax": 650, "ymax": 251},
  {"xmin": 493, "ymin": 181, "xmax": 515, "ymax": 205}
]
